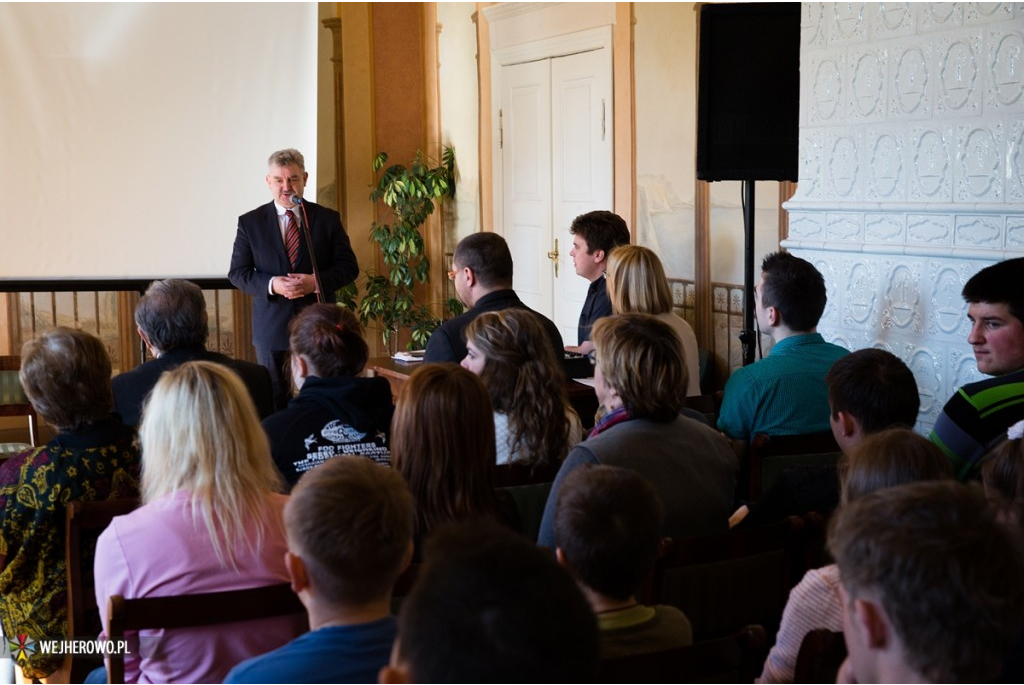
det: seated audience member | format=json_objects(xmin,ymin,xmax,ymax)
[
  {"xmin": 112, "ymin": 278, "xmax": 273, "ymax": 426},
  {"xmin": 537, "ymin": 314, "xmax": 737, "ymax": 547},
  {"xmin": 757, "ymin": 428, "xmax": 953, "ymax": 684},
  {"xmin": 983, "ymin": 419, "xmax": 1024, "ymax": 524},
  {"xmin": 95, "ymin": 361, "xmax": 303, "ymax": 684},
  {"xmin": 424, "ymin": 232, "xmax": 563, "ymax": 363},
  {"xmin": 830, "ymin": 480, "xmax": 1024, "ymax": 683},
  {"xmin": 226, "ymin": 456, "xmax": 413, "ymax": 683},
  {"xmin": 379, "ymin": 520, "xmax": 599, "ymax": 683},
  {"xmin": 606, "ymin": 245, "xmax": 700, "ymax": 397},
  {"xmin": 0, "ymin": 328, "xmax": 140, "ymax": 681},
  {"xmin": 931, "ymin": 257, "xmax": 1024, "ymax": 481},
  {"xmin": 463, "ymin": 309, "xmax": 582, "ymax": 467},
  {"xmin": 554, "ymin": 464, "xmax": 692, "ymax": 658},
  {"xmin": 718, "ymin": 252, "xmax": 848, "ymax": 447},
  {"xmin": 737, "ymin": 347, "xmax": 921, "ymax": 529},
  {"xmin": 565, "ymin": 210, "xmax": 631, "ymax": 354},
  {"xmin": 261, "ymin": 304, "xmax": 392, "ymax": 488},
  {"xmin": 391, "ymin": 364, "xmax": 516, "ymax": 552}
]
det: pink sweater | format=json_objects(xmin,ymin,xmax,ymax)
[
  {"xmin": 757, "ymin": 563, "xmax": 844, "ymax": 683},
  {"xmin": 95, "ymin": 491, "xmax": 304, "ymax": 684}
]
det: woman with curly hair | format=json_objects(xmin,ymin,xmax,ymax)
[{"xmin": 462, "ymin": 309, "xmax": 583, "ymax": 467}]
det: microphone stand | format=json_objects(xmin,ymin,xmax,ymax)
[{"xmin": 294, "ymin": 197, "xmax": 324, "ymax": 304}]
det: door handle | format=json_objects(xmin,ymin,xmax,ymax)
[{"xmin": 547, "ymin": 238, "xmax": 559, "ymax": 278}]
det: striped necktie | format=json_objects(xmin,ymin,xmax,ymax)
[{"xmin": 284, "ymin": 210, "xmax": 300, "ymax": 269}]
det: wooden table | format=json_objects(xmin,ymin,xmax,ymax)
[{"xmin": 366, "ymin": 357, "xmax": 599, "ymax": 430}]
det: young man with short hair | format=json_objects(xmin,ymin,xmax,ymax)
[
  {"xmin": 225, "ymin": 456, "xmax": 413, "ymax": 684},
  {"xmin": 931, "ymin": 257, "xmax": 1024, "ymax": 480},
  {"xmin": 830, "ymin": 480, "xmax": 1024, "ymax": 683},
  {"xmin": 554, "ymin": 464, "xmax": 692, "ymax": 658},
  {"xmin": 566, "ymin": 210, "xmax": 631, "ymax": 354},
  {"xmin": 717, "ymin": 251, "xmax": 848, "ymax": 446}
]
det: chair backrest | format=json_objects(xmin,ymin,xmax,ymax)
[
  {"xmin": 598, "ymin": 624, "xmax": 768, "ymax": 684},
  {"xmin": 794, "ymin": 629, "xmax": 847, "ymax": 684},
  {"xmin": 646, "ymin": 516, "xmax": 805, "ymax": 641},
  {"xmin": 61, "ymin": 497, "xmax": 140, "ymax": 683},
  {"xmin": 494, "ymin": 460, "xmax": 561, "ymax": 541},
  {"xmin": 0, "ymin": 355, "xmax": 38, "ymax": 446},
  {"xmin": 747, "ymin": 431, "xmax": 841, "ymax": 501},
  {"xmin": 106, "ymin": 583, "xmax": 306, "ymax": 684}
]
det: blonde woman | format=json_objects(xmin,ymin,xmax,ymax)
[
  {"xmin": 606, "ymin": 245, "xmax": 701, "ymax": 397},
  {"xmin": 94, "ymin": 361, "xmax": 303, "ymax": 684}
]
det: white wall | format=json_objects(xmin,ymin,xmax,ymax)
[{"xmin": 438, "ymin": 3, "xmax": 481, "ymax": 248}]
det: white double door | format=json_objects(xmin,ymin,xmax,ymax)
[{"xmin": 499, "ymin": 46, "xmax": 613, "ymax": 346}]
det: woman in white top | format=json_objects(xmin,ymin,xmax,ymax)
[
  {"xmin": 462, "ymin": 309, "xmax": 583, "ymax": 467},
  {"xmin": 606, "ymin": 245, "xmax": 701, "ymax": 397}
]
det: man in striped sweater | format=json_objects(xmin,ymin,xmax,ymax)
[{"xmin": 931, "ymin": 257, "xmax": 1024, "ymax": 481}]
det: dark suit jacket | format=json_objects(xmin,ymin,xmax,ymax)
[
  {"xmin": 228, "ymin": 200, "xmax": 358, "ymax": 351},
  {"xmin": 423, "ymin": 289, "xmax": 564, "ymax": 363},
  {"xmin": 112, "ymin": 346, "xmax": 274, "ymax": 427}
]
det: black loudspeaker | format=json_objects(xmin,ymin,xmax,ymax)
[{"xmin": 696, "ymin": 3, "xmax": 801, "ymax": 182}]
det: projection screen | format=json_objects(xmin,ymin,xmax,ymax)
[{"xmin": 0, "ymin": 2, "xmax": 318, "ymax": 280}]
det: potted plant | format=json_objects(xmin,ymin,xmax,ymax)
[{"xmin": 340, "ymin": 146, "xmax": 462, "ymax": 353}]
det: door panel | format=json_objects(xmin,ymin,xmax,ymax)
[{"xmin": 502, "ymin": 59, "xmax": 552, "ymax": 314}]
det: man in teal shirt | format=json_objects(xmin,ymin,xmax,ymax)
[{"xmin": 717, "ymin": 252, "xmax": 848, "ymax": 451}]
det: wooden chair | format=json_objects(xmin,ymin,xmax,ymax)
[
  {"xmin": 645, "ymin": 516, "xmax": 805, "ymax": 641},
  {"xmin": 747, "ymin": 431, "xmax": 841, "ymax": 501},
  {"xmin": 793, "ymin": 629, "xmax": 846, "ymax": 684},
  {"xmin": 598, "ymin": 624, "xmax": 768, "ymax": 683},
  {"xmin": 58, "ymin": 497, "xmax": 140, "ymax": 683},
  {"xmin": 0, "ymin": 355, "xmax": 38, "ymax": 448},
  {"xmin": 495, "ymin": 460, "xmax": 562, "ymax": 541},
  {"xmin": 106, "ymin": 583, "xmax": 307, "ymax": 684}
]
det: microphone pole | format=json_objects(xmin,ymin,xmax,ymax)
[{"xmin": 290, "ymin": 194, "xmax": 324, "ymax": 304}]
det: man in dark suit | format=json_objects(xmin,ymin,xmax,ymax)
[
  {"xmin": 424, "ymin": 232, "xmax": 563, "ymax": 363},
  {"xmin": 112, "ymin": 279, "xmax": 274, "ymax": 426},
  {"xmin": 229, "ymin": 148, "xmax": 359, "ymax": 407}
]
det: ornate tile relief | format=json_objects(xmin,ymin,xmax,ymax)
[
  {"xmin": 865, "ymin": 213, "xmax": 905, "ymax": 242},
  {"xmin": 882, "ymin": 262, "xmax": 923, "ymax": 333},
  {"xmin": 827, "ymin": 133, "xmax": 861, "ymax": 197},
  {"xmin": 789, "ymin": 213, "xmax": 826, "ymax": 238},
  {"xmin": 955, "ymin": 214, "xmax": 1004, "ymax": 247},
  {"xmin": 909, "ymin": 345, "xmax": 945, "ymax": 416},
  {"xmin": 918, "ymin": 3, "xmax": 964, "ymax": 33},
  {"xmin": 866, "ymin": 128, "xmax": 906, "ymax": 199},
  {"xmin": 908, "ymin": 124, "xmax": 953, "ymax": 200},
  {"xmin": 831, "ymin": 2, "xmax": 868, "ymax": 46},
  {"xmin": 1009, "ymin": 118, "xmax": 1024, "ymax": 201},
  {"xmin": 936, "ymin": 30, "xmax": 983, "ymax": 115},
  {"xmin": 1007, "ymin": 216, "xmax": 1024, "ymax": 246},
  {"xmin": 890, "ymin": 41, "xmax": 932, "ymax": 119},
  {"xmin": 928, "ymin": 264, "xmax": 970, "ymax": 336},
  {"xmin": 986, "ymin": 26, "xmax": 1024, "ymax": 111},
  {"xmin": 826, "ymin": 212, "xmax": 864, "ymax": 241},
  {"xmin": 813, "ymin": 255, "xmax": 842, "ymax": 324},
  {"xmin": 798, "ymin": 132, "xmax": 824, "ymax": 198},
  {"xmin": 811, "ymin": 55, "xmax": 846, "ymax": 123},
  {"xmin": 803, "ymin": 2, "xmax": 828, "ymax": 49},
  {"xmin": 872, "ymin": 3, "xmax": 915, "ymax": 39},
  {"xmin": 965, "ymin": 2, "xmax": 1015, "ymax": 25},
  {"xmin": 844, "ymin": 260, "xmax": 879, "ymax": 327},
  {"xmin": 850, "ymin": 47, "xmax": 889, "ymax": 121},
  {"xmin": 906, "ymin": 213, "xmax": 954, "ymax": 244},
  {"xmin": 956, "ymin": 121, "xmax": 1003, "ymax": 201}
]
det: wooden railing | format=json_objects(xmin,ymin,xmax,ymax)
[{"xmin": 0, "ymin": 279, "xmax": 254, "ymax": 373}]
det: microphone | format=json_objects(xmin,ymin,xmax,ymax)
[{"xmin": 289, "ymin": 194, "xmax": 304, "ymax": 205}]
